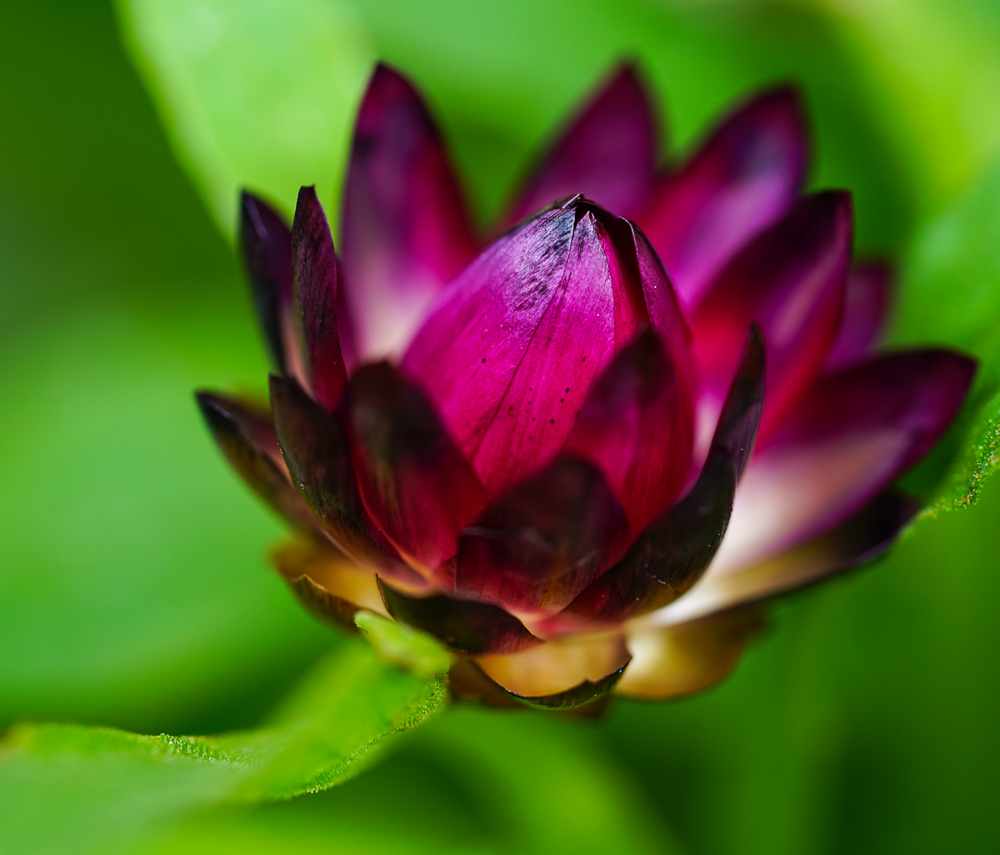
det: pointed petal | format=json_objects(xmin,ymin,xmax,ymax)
[
  {"xmin": 653, "ymin": 491, "xmax": 918, "ymax": 626},
  {"xmin": 712, "ymin": 349, "xmax": 975, "ymax": 573},
  {"xmin": 268, "ymin": 374, "xmax": 422, "ymax": 586},
  {"xmin": 473, "ymin": 633, "xmax": 632, "ymax": 709},
  {"xmin": 403, "ymin": 200, "xmax": 654, "ymax": 497},
  {"xmin": 291, "ymin": 186, "xmax": 348, "ymax": 410},
  {"xmin": 504, "ymin": 64, "xmax": 658, "ymax": 224},
  {"xmin": 824, "ymin": 261, "xmax": 894, "ymax": 370},
  {"xmin": 456, "ymin": 457, "xmax": 630, "ymax": 615},
  {"xmin": 691, "ymin": 191, "xmax": 852, "ymax": 437},
  {"xmin": 196, "ymin": 391, "xmax": 317, "ymax": 534},
  {"xmin": 239, "ymin": 191, "xmax": 296, "ymax": 374},
  {"xmin": 563, "ymin": 328, "xmax": 695, "ymax": 531},
  {"xmin": 271, "ymin": 539, "xmax": 388, "ymax": 635},
  {"xmin": 340, "ymin": 63, "xmax": 477, "ymax": 362},
  {"xmin": 378, "ymin": 578, "xmax": 538, "ymax": 656},
  {"xmin": 616, "ymin": 607, "xmax": 764, "ymax": 699},
  {"xmin": 344, "ymin": 362, "xmax": 486, "ymax": 574},
  {"xmin": 551, "ymin": 327, "xmax": 765, "ymax": 631},
  {"xmin": 638, "ymin": 86, "xmax": 809, "ymax": 307}
]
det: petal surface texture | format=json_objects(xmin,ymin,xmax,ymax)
[
  {"xmin": 196, "ymin": 392, "xmax": 318, "ymax": 534},
  {"xmin": 711, "ymin": 350, "xmax": 976, "ymax": 574},
  {"xmin": 504, "ymin": 65, "xmax": 658, "ymax": 224},
  {"xmin": 456, "ymin": 457, "xmax": 630, "ymax": 615},
  {"xmin": 554, "ymin": 327, "xmax": 765, "ymax": 630},
  {"xmin": 269, "ymin": 374, "xmax": 422, "ymax": 586},
  {"xmin": 824, "ymin": 261, "xmax": 894, "ymax": 369},
  {"xmin": 340, "ymin": 63, "xmax": 476, "ymax": 362},
  {"xmin": 291, "ymin": 186, "xmax": 348, "ymax": 410},
  {"xmin": 344, "ymin": 362, "xmax": 486, "ymax": 575},
  {"xmin": 639, "ymin": 87, "xmax": 809, "ymax": 308},
  {"xmin": 403, "ymin": 199, "xmax": 676, "ymax": 498},
  {"xmin": 691, "ymin": 191, "xmax": 852, "ymax": 436}
]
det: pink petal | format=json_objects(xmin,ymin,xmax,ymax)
[
  {"xmin": 291, "ymin": 186, "xmax": 348, "ymax": 411},
  {"xmin": 378, "ymin": 578, "xmax": 539, "ymax": 656},
  {"xmin": 562, "ymin": 328, "xmax": 695, "ymax": 532},
  {"xmin": 340, "ymin": 63, "xmax": 477, "ymax": 362},
  {"xmin": 239, "ymin": 191, "xmax": 296, "ymax": 375},
  {"xmin": 824, "ymin": 261, "xmax": 894, "ymax": 370},
  {"xmin": 343, "ymin": 362, "xmax": 487, "ymax": 576},
  {"xmin": 269, "ymin": 374, "xmax": 422, "ymax": 586},
  {"xmin": 196, "ymin": 391, "xmax": 318, "ymax": 535},
  {"xmin": 403, "ymin": 199, "xmax": 657, "ymax": 498},
  {"xmin": 455, "ymin": 457, "xmax": 630, "ymax": 616},
  {"xmin": 638, "ymin": 86, "xmax": 808, "ymax": 308},
  {"xmin": 503, "ymin": 64, "xmax": 658, "ymax": 224},
  {"xmin": 550, "ymin": 326, "xmax": 765, "ymax": 632},
  {"xmin": 710, "ymin": 349, "xmax": 975, "ymax": 576},
  {"xmin": 691, "ymin": 191, "xmax": 852, "ymax": 439}
]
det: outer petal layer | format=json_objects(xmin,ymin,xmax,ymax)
[
  {"xmin": 291, "ymin": 186, "xmax": 348, "ymax": 410},
  {"xmin": 713, "ymin": 350, "xmax": 975, "ymax": 571},
  {"xmin": 456, "ymin": 457, "xmax": 630, "ymax": 615},
  {"xmin": 824, "ymin": 261, "xmax": 894, "ymax": 370},
  {"xmin": 269, "ymin": 374, "xmax": 421, "ymax": 585},
  {"xmin": 195, "ymin": 391, "xmax": 316, "ymax": 534},
  {"xmin": 504, "ymin": 64, "xmax": 658, "ymax": 224},
  {"xmin": 343, "ymin": 362, "xmax": 486, "ymax": 575},
  {"xmin": 639, "ymin": 87, "xmax": 808, "ymax": 308},
  {"xmin": 340, "ymin": 63, "xmax": 476, "ymax": 362}
]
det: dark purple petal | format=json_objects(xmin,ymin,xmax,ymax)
[
  {"xmin": 456, "ymin": 457, "xmax": 630, "ymax": 615},
  {"xmin": 709, "ymin": 350, "xmax": 975, "ymax": 571},
  {"xmin": 824, "ymin": 261, "xmax": 894, "ymax": 370},
  {"xmin": 378, "ymin": 578, "xmax": 538, "ymax": 656},
  {"xmin": 268, "ymin": 374, "xmax": 422, "ymax": 586},
  {"xmin": 655, "ymin": 491, "xmax": 919, "ymax": 626},
  {"xmin": 196, "ymin": 391, "xmax": 317, "ymax": 534},
  {"xmin": 551, "ymin": 327, "xmax": 765, "ymax": 630},
  {"xmin": 473, "ymin": 633, "xmax": 632, "ymax": 710},
  {"xmin": 617, "ymin": 607, "xmax": 764, "ymax": 699},
  {"xmin": 691, "ymin": 191, "xmax": 852, "ymax": 438},
  {"xmin": 343, "ymin": 362, "xmax": 487, "ymax": 575},
  {"xmin": 503, "ymin": 64, "xmax": 658, "ymax": 224},
  {"xmin": 239, "ymin": 191, "xmax": 296, "ymax": 374},
  {"xmin": 562, "ymin": 328, "xmax": 695, "ymax": 532},
  {"xmin": 403, "ymin": 199, "xmax": 654, "ymax": 497},
  {"xmin": 340, "ymin": 63, "xmax": 477, "ymax": 362},
  {"xmin": 272, "ymin": 539, "xmax": 388, "ymax": 635},
  {"xmin": 292, "ymin": 186, "xmax": 348, "ymax": 411},
  {"xmin": 638, "ymin": 86, "xmax": 809, "ymax": 308}
]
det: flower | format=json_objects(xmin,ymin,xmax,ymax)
[{"xmin": 197, "ymin": 63, "xmax": 975, "ymax": 710}]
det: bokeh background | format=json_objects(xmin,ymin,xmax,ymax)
[{"xmin": 2, "ymin": 1, "xmax": 999, "ymax": 853}]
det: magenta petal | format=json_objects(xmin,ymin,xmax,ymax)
[
  {"xmin": 824, "ymin": 261, "xmax": 894, "ymax": 370},
  {"xmin": 403, "ymin": 200, "xmax": 654, "ymax": 497},
  {"xmin": 638, "ymin": 87, "xmax": 808, "ymax": 308},
  {"xmin": 239, "ymin": 191, "xmax": 296, "ymax": 374},
  {"xmin": 377, "ymin": 578, "xmax": 538, "ymax": 656},
  {"xmin": 503, "ymin": 64, "xmax": 658, "ymax": 224},
  {"xmin": 714, "ymin": 350, "xmax": 975, "ymax": 574},
  {"xmin": 552, "ymin": 326, "xmax": 765, "ymax": 630},
  {"xmin": 196, "ymin": 391, "xmax": 317, "ymax": 534},
  {"xmin": 291, "ymin": 186, "xmax": 348, "ymax": 411},
  {"xmin": 455, "ymin": 457, "xmax": 630, "ymax": 616},
  {"xmin": 340, "ymin": 63, "xmax": 477, "ymax": 362},
  {"xmin": 269, "ymin": 374, "xmax": 421, "ymax": 585},
  {"xmin": 563, "ymin": 328, "xmax": 695, "ymax": 532},
  {"xmin": 343, "ymin": 362, "xmax": 487, "ymax": 574},
  {"xmin": 691, "ymin": 191, "xmax": 852, "ymax": 437}
]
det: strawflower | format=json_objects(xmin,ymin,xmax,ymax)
[{"xmin": 198, "ymin": 63, "xmax": 975, "ymax": 710}]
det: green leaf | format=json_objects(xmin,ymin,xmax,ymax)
[
  {"xmin": 892, "ymin": 161, "xmax": 1000, "ymax": 513},
  {"xmin": 0, "ymin": 639, "xmax": 447, "ymax": 855},
  {"xmin": 115, "ymin": 0, "xmax": 373, "ymax": 237}
]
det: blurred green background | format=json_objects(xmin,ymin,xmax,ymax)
[{"xmin": 2, "ymin": 0, "xmax": 999, "ymax": 852}]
